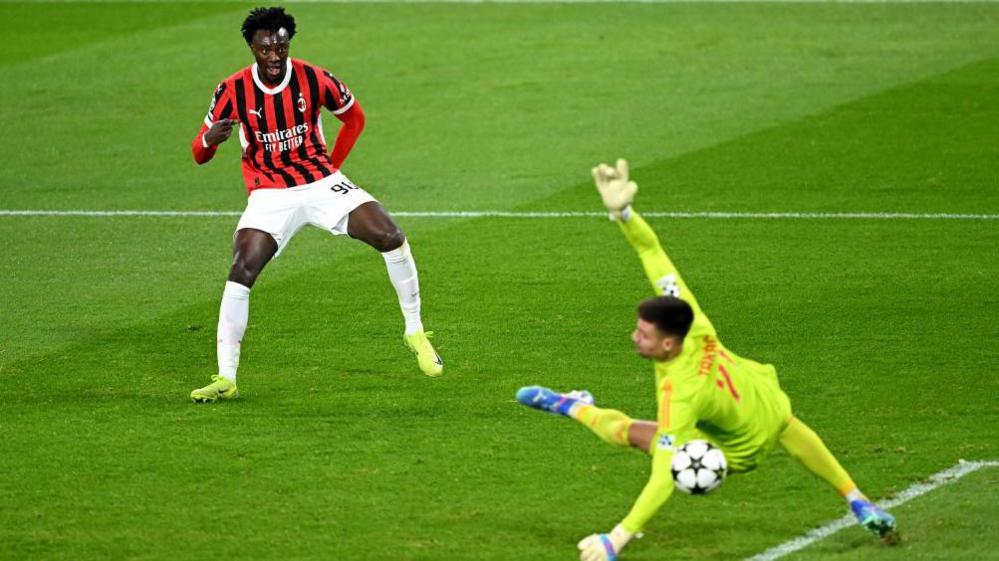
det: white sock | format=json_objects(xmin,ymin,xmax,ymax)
[
  {"xmin": 381, "ymin": 241, "xmax": 424, "ymax": 335},
  {"xmin": 217, "ymin": 281, "xmax": 251, "ymax": 382},
  {"xmin": 845, "ymin": 489, "xmax": 867, "ymax": 503}
]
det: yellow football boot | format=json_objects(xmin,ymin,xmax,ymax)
[
  {"xmin": 190, "ymin": 375, "xmax": 240, "ymax": 403},
  {"xmin": 404, "ymin": 330, "xmax": 443, "ymax": 377}
]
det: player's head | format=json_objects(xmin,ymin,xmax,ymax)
[
  {"xmin": 242, "ymin": 7, "xmax": 296, "ymax": 84},
  {"xmin": 632, "ymin": 296, "xmax": 694, "ymax": 360}
]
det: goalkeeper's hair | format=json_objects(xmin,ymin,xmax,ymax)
[
  {"xmin": 637, "ymin": 296, "xmax": 694, "ymax": 339},
  {"xmin": 242, "ymin": 7, "xmax": 297, "ymax": 45}
]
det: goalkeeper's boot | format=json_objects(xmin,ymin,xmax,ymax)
[
  {"xmin": 516, "ymin": 386, "xmax": 594, "ymax": 416},
  {"xmin": 404, "ymin": 330, "xmax": 443, "ymax": 377},
  {"xmin": 190, "ymin": 375, "xmax": 239, "ymax": 403},
  {"xmin": 850, "ymin": 499, "xmax": 897, "ymax": 540}
]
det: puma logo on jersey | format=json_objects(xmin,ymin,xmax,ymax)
[{"xmin": 249, "ymin": 107, "xmax": 263, "ymax": 118}]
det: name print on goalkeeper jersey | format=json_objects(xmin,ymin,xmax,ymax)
[{"xmin": 196, "ymin": 58, "xmax": 355, "ymax": 192}]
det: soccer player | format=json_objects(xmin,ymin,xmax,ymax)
[
  {"xmin": 517, "ymin": 160, "xmax": 896, "ymax": 561},
  {"xmin": 189, "ymin": 7, "xmax": 443, "ymax": 403}
]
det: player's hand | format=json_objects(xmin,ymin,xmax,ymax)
[
  {"xmin": 205, "ymin": 119, "xmax": 238, "ymax": 146},
  {"xmin": 577, "ymin": 525, "xmax": 634, "ymax": 561},
  {"xmin": 591, "ymin": 158, "xmax": 637, "ymax": 220}
]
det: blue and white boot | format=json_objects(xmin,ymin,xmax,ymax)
[
  {"xmin": 515, "ymin": 385, "xmax": 594, "ymax": 416},
  {"xmin": 851, "ymin": 499, "xmax": 897, "ymax": 540}
]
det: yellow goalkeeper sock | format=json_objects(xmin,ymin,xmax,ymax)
[
  {"xmin": 780, "ymin": 417, "xmax": 859, "ymax": 497},
  {"xmin": 571, "ymin": 404, "xmax": 633, "ymax": 447}
]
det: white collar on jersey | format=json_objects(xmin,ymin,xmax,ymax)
[{"xmin": 251, "ymin": 58, "xmax": 293, "ymax": 95}]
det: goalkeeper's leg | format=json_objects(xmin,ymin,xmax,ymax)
[
  {"xmin": 573, "ymin": 404, "xmax": 658, "ymax": 449},
  {"xmin": 780, "ymin": 417, "xmax": 856, "ymax": 493},
  {"xmin": 516, "ymin": 386, "xmax": 655, "ymax": 450},
  {"xmin": 780, "ymin": 417, "xmax": 897, "ymax": 539}
]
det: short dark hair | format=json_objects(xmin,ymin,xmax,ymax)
[
  {"xmin": 637, "ymin": 296, "xmax": 694, "ymax": 339},
  {"xmin": 241, "ymin": 7, "xmax": 297, "ymax": 45}
]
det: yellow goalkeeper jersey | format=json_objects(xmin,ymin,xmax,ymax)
[{"xmin": 618, "ymin": 211, "xmax": 792, "ymax": 533}]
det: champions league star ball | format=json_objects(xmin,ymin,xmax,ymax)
[{"xmin": 671, "ymin": 440, "xmax": 727, "ymax": 495}]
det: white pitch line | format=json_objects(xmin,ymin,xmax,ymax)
[
  {"xmin": 1, "ymin": 210, "xmax": 998, "ymax": 220},
  {"xmin": 745, "ymin": 459, "xmax": 999, "ymax": 561}
]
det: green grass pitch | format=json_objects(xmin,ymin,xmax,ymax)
[{"xmin": 1, "ymin": 2, "xmax": 998, "ymax": 560}]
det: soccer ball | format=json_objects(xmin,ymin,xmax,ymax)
[{"xmin": 671, "ymin": 440, "xmax": 727, "ymax": 495}]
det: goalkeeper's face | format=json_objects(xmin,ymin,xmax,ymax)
[{"xmin": 632, "ymin": 318, "xmax": 679, "ymax": 361}]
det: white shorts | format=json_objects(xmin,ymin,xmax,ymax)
[{"xmin": 236, "ymin": 171, "xmax": 377, "ymax": 257}]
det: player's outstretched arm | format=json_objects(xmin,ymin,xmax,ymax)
[
  {"xmin": 591, "ymin": 383, "xmax": 704, "ymax": 557},
  {"xmin": 620, "ymin": 444, "xmax": 677, "ymax": 534},
  {"xmin": 591, "ymin": 159, "xmax": 714, "ymax": 334},
  {"xmin": 576, "ymin": 444, "xmax": 676, "ymax": 561}
]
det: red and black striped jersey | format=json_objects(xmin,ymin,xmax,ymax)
[{"xmin": 192, "ymin": 58, "xmax": 359, "ymax": 193}]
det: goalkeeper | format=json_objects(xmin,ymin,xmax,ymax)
[{"xmin": 516, "ymin": 159, "xmax": 897, "ymax": 561}]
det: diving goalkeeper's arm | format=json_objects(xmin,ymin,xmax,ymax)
[
  {"xmin": 577, "ymin": 438, "xmax": 680, "ymax": 561},
  {"xmin": 592, "ymin": 159, "xmax": 715, "ymax": 336}
]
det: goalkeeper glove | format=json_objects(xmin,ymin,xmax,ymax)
[
  {"xmin": 591, "ymin": 158, "xmax": 637, "ymax": 220},
  {"xmin": 577, "ymin": 524, "xmax": 635, "ymax": 561}
]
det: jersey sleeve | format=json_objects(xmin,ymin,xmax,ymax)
[
  {"xmin": 192, "ymin": 81, "xmax": 236, "ymax": 164},
  {"xmin": 617, "ymin": 210, "xmax": 716, "ymax": 337},
  {"xmin": 317, "ymin": 69, "xmax": 355, "ymax": 115},
  {"xmin": 619, "ymin": 378, "xmax": 701, "ymax": 533},
  {"xmin": 620, "ymin": 443, "xmax": 676, "ymax": 533},
  {"xmin": 329, "ymin": 101, "xmax": 365, "ymax": 170}
]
